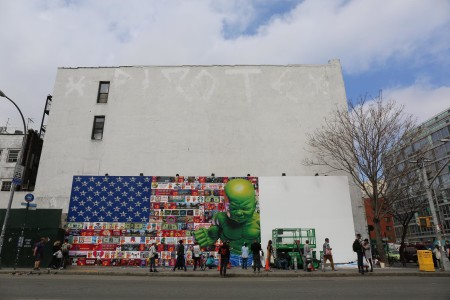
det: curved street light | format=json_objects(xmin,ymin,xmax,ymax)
[{"xmin": 0, "ymin": 90, "xmax": 27, "ymax": 268}]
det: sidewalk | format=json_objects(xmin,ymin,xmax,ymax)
[{"xmin": 1, "ymin": 265, "xmax": 449, "ymax": 277}]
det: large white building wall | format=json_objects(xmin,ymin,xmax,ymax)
[{"xmin": 29, "ymin": 60, "xmax": 365, "ymax": 234}]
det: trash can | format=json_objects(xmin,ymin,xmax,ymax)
[{"xmin": 417, "ymin": 250, "xmax": 435, "ymax": 272}]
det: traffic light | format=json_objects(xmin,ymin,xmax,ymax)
[{"xmin": 418, "ymin": 217, "xmax": 432, "ymax": 228}]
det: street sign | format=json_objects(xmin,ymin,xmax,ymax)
[
  {"xmin": 24, "ymin": 193, "xmax": 34, "ymax": 202},
  {"xmin": 21, "ymin": 202, "xmax": 37, "ymax": 208},
  {"xmin": 14, "ymin": 165, "xmax": 24, "ymax": 179},
  {"xmin": 12, "ymin": 177, "xmax": 22, "ymax": 185}
]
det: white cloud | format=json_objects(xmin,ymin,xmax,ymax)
[
  {"xmin": 384, "ymin": 84, "xmax": 450, "ymax": 124},
  {"xmin": 0, "ymin": 0, "xmax": 449, "ymax": 130}
]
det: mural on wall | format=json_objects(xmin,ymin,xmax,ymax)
[{"xmin": 66, "ymin": 175, "xmax": 260, "ymax": 266}]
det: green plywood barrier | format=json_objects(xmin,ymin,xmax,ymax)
[{"xmin": 0, "ymin": 209, "xmax": 64, "ymax": 268}]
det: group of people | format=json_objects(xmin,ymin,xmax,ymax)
[
  {"xmin": 170, "ymin": 240, "xmax": 230, "ymax": 276},
  {"xmin": 240, "ymin": 239, "xmax": 273, "ymax": 273},
  {"xmin": 353, "ymin": 233, "xmax": 373, "ymax": 275},
  {"xmin": 33, "ymin": 237, "xmax": 72, "ymax": 271},
  {"xmin": 239, "ymin": 238, "xmax": 336, "ymax": 272}
]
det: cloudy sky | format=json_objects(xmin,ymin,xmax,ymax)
[{"xmin": 1, "ymin": 0, "xmax": 449, "ymax": 132}]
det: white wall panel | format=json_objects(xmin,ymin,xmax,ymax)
[{"xmin": 259, "ymin": 176, "xmax": 356, "ymax": 263}]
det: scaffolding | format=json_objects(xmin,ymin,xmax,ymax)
[{"xmin": 272, "ymin": 228, "xmax": 320, "ymax": 269}]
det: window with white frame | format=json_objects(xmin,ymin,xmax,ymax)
[{"xmin": 7, "ymin": 149, "xmax": 20, "ymax": 162}]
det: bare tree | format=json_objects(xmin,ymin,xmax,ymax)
[
  {"xmin": 383, "ymin": 155, "xmax": 428, "ymax": 246},
  {"xmin": 304, "ymin": 94, "xmax": 418, "ymax": 261}
]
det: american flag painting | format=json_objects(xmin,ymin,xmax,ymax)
[{"xmin": 67, "ymin": 176, "xmax": 152, "ymax": 223}]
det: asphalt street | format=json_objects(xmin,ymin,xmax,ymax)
[{"xmin": 0, "ymin": 274, "xmax": 449, "ymax": 300}]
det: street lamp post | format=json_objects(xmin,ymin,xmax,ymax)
[
  {"xmin": 410, "ymin": 139, "xmax": 450, "ymax": 271},
  {"xmin": 0, "ymin": 90, "xmax": 27, "ymax": 269}
]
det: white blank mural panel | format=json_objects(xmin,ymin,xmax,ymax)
[{"xmin": 259, "ymin": 176, "xmax": 356, "ymax": 263}]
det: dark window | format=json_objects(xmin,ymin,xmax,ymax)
[
  {"xmin": 97, "ymin": 82, "xmax": 110, "ymax": 103},
  {"xmin": 7, "ymin": 149, "xmax": 20, "ymax": 162},
  {"xmin": 91, "ymin": 116, "xmax": 105, "ymax": 140},
  {"xmin": 1, "ymin": 181, "xmax": 12, "ymax": 191}
]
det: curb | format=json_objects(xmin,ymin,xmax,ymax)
[{"xmin": 1, "ymin": 269, "xmax": 449, "ymax": 278}]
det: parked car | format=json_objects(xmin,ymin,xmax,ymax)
[
  {"xmin": 404, "ymin": 244, "xmax": 427, "ymax": 263},
  {"xmin": 387, "ymin": 250, "xmax": 400, "ymax": 266},
  {"xmin": 387, "ymin": 250, "xmax": 400, "ymax": 263}
]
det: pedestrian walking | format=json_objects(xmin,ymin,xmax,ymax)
[
  {"xmin": 219, "ymin": 241, "xmax": 231, "ymax": 277},
  {"xmin": 149, "ymin": 241, "xmax": 158, "ymax": 272},
  {"xmin": 250, "ymin": 239, "xmax": 262, "ymax": 273},
  {"xmin": 61, "ymin": 239, "xmax": 72, "ymax": 269},
  {"xmin": 353, "ymin": 233, "xmax": 365, "ymax": 275},
  {"xmin": 322, "ymin": 238, "xmax": 335, "ymax": 271},
  {"xmin": 172, "ymin": 240, "xmax": 187, "ymax": 271},
  {"xmin": 241, "ymin": 242, "xmax": 249, "ymax": 269},
  {"xmin": 48, "ymin": 240, "xmax": 63, "ymax": 269},
  {"xmin": 33, "ymin": 237, "xmax": 48, "ymax": 271}
]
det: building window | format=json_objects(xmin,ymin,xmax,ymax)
[
  {"xmin": 0, "ymin": 149, "xmax": 2, "ymax": 161},
  {"xmin": 1, "ymin": 181, "xmax": 12, "ymax": 191},
  {"xmin": 92, "ymin": 116, "xmax": 105, "ymax": 140},
  {"xmin": 386, "ymin": 226, "xmax": 391, "ymax": 231},
  {"xmin": 384, "ymin": 217, "xmax": 390, "ymax": 222},
  {"xmin": 7, "ymin": 149, "xmax": 20, "ymax": 162},
  {"xmin": 97, "ymin": 81, "xmax": 110, "ymax": 103}
]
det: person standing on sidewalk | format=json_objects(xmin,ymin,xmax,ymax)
[
  {"xmin": 149, "ymin": 241, "xmax": 158, "ymax": 272},
  {"xmin": 303, "ymin": 240, "xmax": 312, "ymax": 271},
  {"xmin": 192, "ymin": 241, "xmax": 201, "ymax": 271},
  {"xmin": 362, "ymin": 238, "xmax": 373, "ymax": 272},
  {"xmin": 250, "ymin": 239, "xmax": 262, "ymax": 273},
  {"xmin": 322, "ymin": 238, "xmax": 335, "ymax": 271},
  {"xmin": 172, "ymin": 240, "xmax": 187, "ymax": 271},
  {"xmin": 353, "ymin": 234, "xmax": 365, "ymax": 275},
  {"xmin": 266, "ymin": 240, "xmax": 274, "ymax": 271},
  {"xmin": 219, "ymin": 241, "xmax": 231, "ymax": 277},
  {"xmin": 433, "ymin": 245, "xmax": 442, "ymax": 270},
  {"xmin": 241, "ymin": 242, "xmax": 249, "ymax": 269}
]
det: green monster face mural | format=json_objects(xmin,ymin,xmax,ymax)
[{"xmin": 193, "ymin": 178, "xmax": 260, "ymax": 254}]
